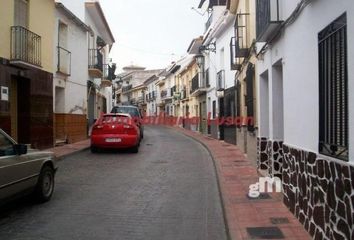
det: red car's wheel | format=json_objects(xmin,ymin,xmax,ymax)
[
  {"xmin": 131, "ymin": 145, "xmax": 139, "ymax": 153},
  {"xmin": 91, "ymin": 146, "xmax": 99, "ymax": 153}
]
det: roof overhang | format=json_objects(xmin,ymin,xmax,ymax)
[
  {"xmin": 187, "ymin": 36, "xmax": 203, "ymax": 54},
  {"xmin": 56, "ymin": 3, "xmax": 91, "ymax": 32},
  {"xmin": 85, "ymin": 2, "xmax": 115, "ymax": 46}
]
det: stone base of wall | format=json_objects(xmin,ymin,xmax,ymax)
[
  {"xmin": 55, "ymin": 114, "xmax": 87, "ymax": 144},
  {"xmin": 257, "ymin": 138, "xmax": 284, "ymax": 179},
  {"xmin": 257, "ymin": 137, "xmax": 270, "ymax": 171},
  {"xmin": 283, "ymin": 144, "xmax": 354, "ymax": 240}
]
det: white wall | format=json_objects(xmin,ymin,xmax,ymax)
[
  {"xmin": 84, "ymin": 7, "xmax": 113, "ymax": 116},
  {"xmin": 53, "ymin": 8, "xmax": 88, "ymax": 115},
  {"xmin": 205, "ymin": 11, "xmax": 236, "ymax": 118},
  {"xmin": 257, "ymin": 0, "xmax": 354, "ymax": 160},
  {"xmin": 55, "ymin": 0, "xmax": 85, "ymax": 21}
]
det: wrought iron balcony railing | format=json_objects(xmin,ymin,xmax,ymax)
[
  {"xmin": 103, "ymin": 63, "xmax": 117, "ymax": 81},
  {"xmin": 230, "ymin": 37, "xmax": 242, "ymax": 71},
  {"xmin": 171, "ymin": 86, "xmax": 177, "ymax": 96},
  {"xmin": 57, "ymin": 46, "xmax": 71, "ymax": 75},
  {"xmin": 137, "ymin": 96, "xmax": 145, "ymax": 103},
  {"xmin": 88, "ymin": 49, "xmax": 103, "ymax": 72},
  {"xmin": 256, "ymin": 0, "xmax": 283, "ymax": 42},
  {"xmin": 190, "ymin": 73, "xmax": 208, "ymax": 96},
  {"xmin": 11, "ymin": 26, "xmax": 41, "ymax": 67},
  {"xmin": 161, "ymin": 90, "xmax": 168, "ymax": 98},
  {"xmin": 181, "ymin": 88, "xmax": 187, "ymax": 100},
  {"xmin": 122, "ymin": 84, "xmax": 132, "ymax": 93},
  {"xmin": 234, "ymin": 13, "xmax": 250, "ymax": 58}
]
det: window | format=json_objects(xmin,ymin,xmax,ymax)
[
  {"xmin": 14, "ymin": 0, "xmax": 29, "ymax": 28},
  {"xmin": 205, "ymin": 68, "xmax": 210, "ymax": 87},
  {"xmin": 0, "ymin": 132, "xmax": 15, "ymax": 157},
  {"xmin": 319, "ymin": 13, "xmax": 348, "ymax": 161},
  {"xmin": 58, "ymin": 21, "xmax": 71, "ymax": 74},
  {"xmin": 212, "ymin": 100, "xmax": 216, "ymax": 119},
  {"xmin": 58, "ymin": 21, "xmax": 68, "ymax": 48}
]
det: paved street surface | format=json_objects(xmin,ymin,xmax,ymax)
[{"xmin": 0, "ymin": 126, "xmax": 227, "ymax": 240}]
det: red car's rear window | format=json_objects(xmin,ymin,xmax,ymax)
[{"xmin": 102, "ymin": 115, "xmax": 130, "ymax": 124}]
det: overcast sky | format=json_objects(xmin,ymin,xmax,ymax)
[{"xmin": 99, "ymin": 0, "xmax": 207, "ymax": 72}]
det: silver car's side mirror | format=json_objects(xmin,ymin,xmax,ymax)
[{"xmin": 13, "ymin": 144, "xmax": 28, "ymax": 155}]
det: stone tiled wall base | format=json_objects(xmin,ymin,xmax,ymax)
[
  {"xmin": 257, "ymin": 138, "xmax": 284, "ymax": 179},
  {"xmin": 283, "ymin": 144, "xmax": 354, "ymax": 240},
  {"xmin": 257, "ymin": 137, "xmax": 269, "ymax": 170},
  {"xmin": 272, "ymin": 141, "xmax": 284, "ymax": 178}
]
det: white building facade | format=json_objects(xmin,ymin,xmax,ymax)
[
  {"xmin": 256, "ymin": 0, "xmax": 354, "ymax": 238},
  {"xmin": 53, "ymin": 3, "xmax": 91, "ymax": 144},
  {"xmin": 199, "ymin": 1, "xmax": 237, "ymax": 142}
]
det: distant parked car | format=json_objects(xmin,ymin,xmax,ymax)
[
  {"xmin": 111, "ymin": 105, "xmax": 144, "ymax": 139},
  {"xmin": 0, "ymin": 129, "xmax": 58, "ymax": 205},
  {"xmin": 90, "ymin": 113, "xmax": 141, "ymax": 153}
]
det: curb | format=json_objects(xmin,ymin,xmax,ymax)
[
  {"xmin": 172, "ymin": 127, "xmax": 232, "ymax": 240},
  {"xmin": 55, "ymin": 146, "xmax": 90, "ymax": 161}
]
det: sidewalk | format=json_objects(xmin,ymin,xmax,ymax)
[
  {"xmin": 173, "ymin": 127, "xmax": 311, "ymax": 240},
  {"xmin": 47, "ymin": 139, "xmax": 90, "ymax": 159}
]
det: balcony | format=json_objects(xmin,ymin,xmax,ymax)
[
  {"xmin": 57, "ymin": 46, "xmax": 71, "ymax": 75},
  {"xmin": 161, "ymin": 90, "xmax": 168, "ymax": 98},
  {"xmin": 122, "ymin": 84, "xmax": 132, "ymax": 93},
  {"xmin": 88, "ymin": 49, "xmax": 103, "ymax": 78},
  {"xmin": 146, "ymin": 91, "xmax": 157, "ymax": 102},
  {"xmin": 181, "ymin": 88, "xmax": 187, "ymax": 100},
  {"xmin": 101, "ymin": 64, "xmax": 116, "ymax": 87},
  {"xmin": 10, "ymin": 26, "xmax": 41, "ymax": 68},
  {"xmin": 256, "ymin": 0, "xmax": 283, "ymax": 42},
  {"xmin": 230, "ymin": 37, "xmax": 242, "ymax": 71},
  {"xmin": 235, "ymin": 13, "xmax": 250, "ymax": 58},
  {"xmin": 171, "ymin": 86, "xmax": 177, "ymax": 97},
  {"xmin": 216, "ymin": 70, "xmax": 225, "ymax": 91},
  {"xmin": 190, "ymin": 73, "xmax": 208, "ymax": 97},
  {"xmin": 137, "ymin": 96, "xmax": 145, "ymax": 104}
]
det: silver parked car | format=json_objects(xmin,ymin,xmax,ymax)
[{"xmin": 0, "ymin": 129, "xmax": 58, "ymax": 204}]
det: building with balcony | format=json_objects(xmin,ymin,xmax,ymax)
[
  {"xmin": 84, "ymin": 1, "xmax": 115, "ymax": 126},
  {"xmin": 228, "ymin": 0, "xmax": 258, "ymax": 163},
  {"xmin": 0, "ymin": 0, "xmax": 55, "ymax": 149},
  {"xmin": 53, "ymin": 3, "xmax": 91, "ymax": 145},
  {"xmin": 117, "ymin": 66, "xmax": 163, "ymax": 113},
  {"xmin": 53, "ymin": 0, "xmax": 116, "ymax": 131},
  {"xmin": 198, "ymin": 0, "xmax": 237, "ymax": 142},
  {"xmin": 145, "ymin": 76, "xmax": 159, "ymax": 116},
  {"xmin": 162, "ymin": 63, "xmax": 181, "ymax": 117},
  {"xmin": 255, "ymin": 0, "xmax": 354, "ymax": 238},
  {"xmin": 174, "ymin": 55, "xmax": 196, "ymax": 124}
]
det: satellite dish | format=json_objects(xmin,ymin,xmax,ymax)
[{"xmin": 201, "ymin": 0, "xmax": 210, "ymax": 12}]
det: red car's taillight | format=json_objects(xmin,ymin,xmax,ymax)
[
  {"xmin": 123, "ymin": 124, "xmax": 137, "ymax": 135},
  {"xmin": 92, "ymin": 125, "xmax": 103, "ymax": 134}
]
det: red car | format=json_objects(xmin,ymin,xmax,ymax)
[{"xmin": 90, "ymin": 113, "xmax": 141, "ymax": 153}]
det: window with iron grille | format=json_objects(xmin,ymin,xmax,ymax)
[{"xmin": 318, "ymin": 13, "xmax": 348, "ymax": 161}]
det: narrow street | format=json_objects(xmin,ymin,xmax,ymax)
[{"xmin": 0, "ymin": 126, "xmax": 227, "ymax": 240}]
